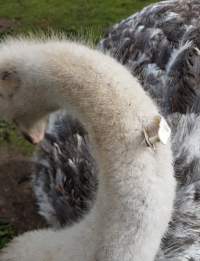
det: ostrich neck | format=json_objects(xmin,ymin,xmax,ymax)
[
  {"xmin": 20, "ymin": 41, "xmax": 166, "ymax": 261},
  {"xmin": 36, "ymin": 42, "xmax": 150, "ymax": 158}
]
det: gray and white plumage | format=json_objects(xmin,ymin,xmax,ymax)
[
  {"xmin": 155, "ymin": 113, "xmax": 200, "ymax": 260},
  {"xmin": 99, "ymin": 1, "xmax": 200, "ymax": 260},
  {"xmin": 32, "ymin": 0, "xmax": 200, "ymax": 260},
  {"xmin": 99, "ymin": 0, "xmax": 200, "ymax": 115},
  {"xmin": 32, "ymin": 112, "xmax": 97, "ymax": 227}
]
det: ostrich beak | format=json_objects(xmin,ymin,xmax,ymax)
[
  {"xmin": 18, "ymin": 118, "xmax": 48, "ymax": 145},
  {"xmin": 21, "ymin": 128, "xmax": 45, "ymax": 144}
]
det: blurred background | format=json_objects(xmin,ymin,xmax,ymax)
[{"xmin": 0, "ymin": 0, "xmax": 155, "ymax": 249}]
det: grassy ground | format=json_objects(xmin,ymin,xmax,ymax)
[
  {"xmin": 0, "ymin": 0, "xmax": 155, "ymax": 38},
  {"xmin": 0, "ymin": 0, "xmax": 156, "ymax": 250},
  {"xmin": 0, "ymin": 219, "xmax": 15, "ymax": 249}
]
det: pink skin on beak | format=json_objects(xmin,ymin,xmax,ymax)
[
  {"xmin": 21, "ymin": 129, "xmax": 45, "ymax": 144},
  {"xmin": 19, "ymin": 119, "xmax": 47, "ymax": 145}
]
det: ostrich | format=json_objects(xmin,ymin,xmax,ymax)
[
  {"xmin": 34, "ymin": 0, "xmax": 200, "ymax": 229},
  {"xmin": 0, "ymin": 38, "xmax": 175, "ymax": 261},
  {"xmin": 30, "ymin": 1, "xmax": 200, "ymax": 260},
  {"xmin": 98, "ymin": 1, "xmax": 200, "ymax": 260}
]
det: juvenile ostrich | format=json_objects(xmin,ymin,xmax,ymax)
[
  {"xmin": 0, "ymin": 38, "xmax": 175, "ymax": 261},
  {"xmin": 31, "ymin": 0, "xmax": 200, "ymax": 260},
  {"xmin": 34, "ymin": 0, "xmax": 200, "ymax": 229}
]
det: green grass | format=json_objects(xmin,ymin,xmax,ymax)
[
  {"xmin": 0, "ymin": 0, "xmax": 156, "ymax": 38},
  {"xmin": 0, "ymin": 219, "xmax": 15, "ymax": 249},
  {"xmin": 0, "ymin": 0, "xmax": 156, "ymax": 250},
  {"xmin": 0, "ymin": 121, "xmax": 34, "ymax": 155}
]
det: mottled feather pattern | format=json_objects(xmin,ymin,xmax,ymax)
[
  {"xmin": 99, "ymin": 0, "xmax": 200, "ymax": 115},
  {"xmin": 100, "ymin": 0, "xmax": 200, "ymax": 259},
  {"xmin": 100, "ymin": 1, "xmax": 200, "ymax": 259},
  {"xmin": 154, "ymin": 113, "xmax": 200, "ymax": 260},
  {"xmin": 33, "ymin": 112, "xmax": 98, "ymax": 227}
]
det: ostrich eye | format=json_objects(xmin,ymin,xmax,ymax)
[
  {"xmin": 1, "ymin": 71, "xmax": 12, "ymax": 80},
  {"xmin": 0, "ymin": 70, "xmax": 20, "ymax": 99},
  {"xmin": 0, "ymin": 69, "xmax": 19, "ymax": 83}
]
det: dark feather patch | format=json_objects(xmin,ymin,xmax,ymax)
[{"xmin": 32, "ymin": 113, "xmax": 98, "ymax": 227}]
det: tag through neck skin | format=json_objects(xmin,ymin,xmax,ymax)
[{"xmin": 143, "ymin": 116, "xmax": 171, "ymax": 150}]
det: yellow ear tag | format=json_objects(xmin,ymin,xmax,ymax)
[{"xmin": 143, "ymin": 116, "xmax": 171, "ymax": 149}]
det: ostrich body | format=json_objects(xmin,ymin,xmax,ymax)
[
  {"xmin": 33, "ymin": 112, "xmax": 97, "ymax": 227},
  {"xmin": 99, "ymin": 0, "xmax": 200, "ymax": 115},
  {"xmin": 98, "ymin": 1, "xmax": 200, "ymax": 260}
]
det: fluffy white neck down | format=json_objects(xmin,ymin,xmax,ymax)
[{"xmin": 0, "ymin": 39, "xmax": 176, "ymax": 261}]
